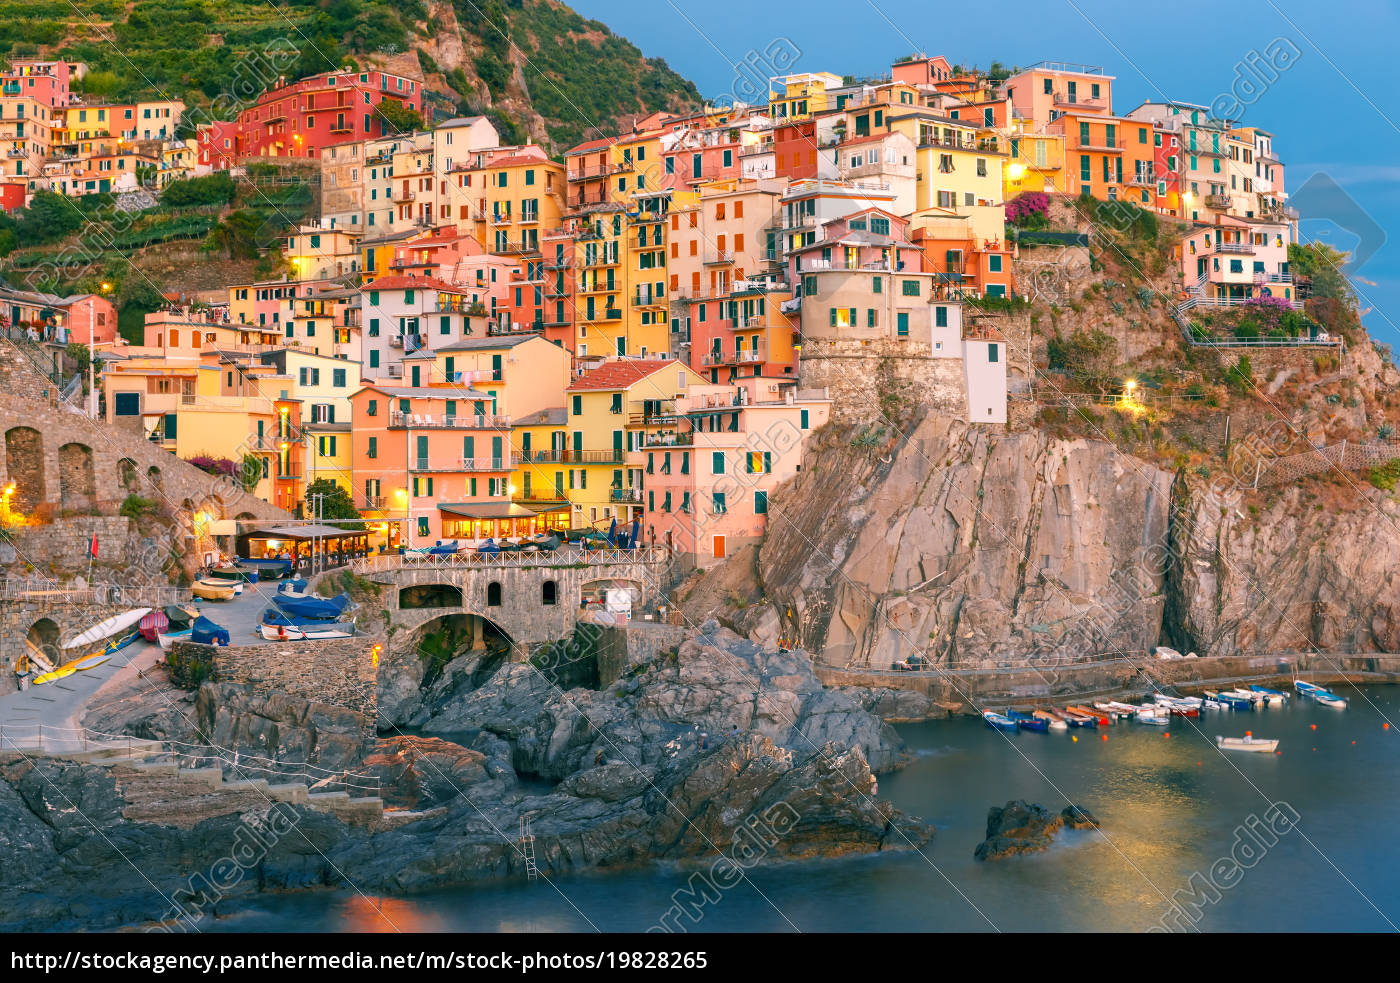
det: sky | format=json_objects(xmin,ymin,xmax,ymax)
[{"xmin": 568, "ymin": 0, "xmax": 1400, "ymax": 351}]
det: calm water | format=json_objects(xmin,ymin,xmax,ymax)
[{"xmin": 203, "ymin": 685, "xmax": 1400, "ymax": 932}]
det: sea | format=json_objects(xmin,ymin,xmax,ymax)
[{"xmin": 196, "ymin": 684, "xmax": 1399, "ymax": 933}]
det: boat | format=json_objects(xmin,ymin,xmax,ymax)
[
  {"xmin": 204, "ymin": 565, "xmax": 253, "ymax": 583},
  {"xmin": 1249, "ymin": 685, "xmax": 1289, "ymax": 705},
  {"xmin": 63, "ymin": 608, "xmax": 152, "ymax": 651},
  {"xmin": 271, "ymin": 591, "xmax": 352, "ymax": 620},
  {"xmin": 1033, "ymin": 710, "xmax": 1069, "ymax": 731},
  {"xmin": 193, "ymin": 579, "xmax": 238, "ymax": 601},
  {"xmin": 1294, "ymin": 680, "xmax": 1324, "ymax": 697},
  {"xmin": 1068, "ymin": 704, "xmax": 1110, "ymax": 725},
  {"xmin": 157, "ymin": 629, "xmax": 193, "ymax": 651},
  {"xmin": 31, "ymin": 664, "xmax": 78, "ymax": 685},
  {"xmin": 1226, "ymin": 688, "xmax": 1266, "ymax": 705},
  {"xmin": 237, "ymin": 557, "xmax": 293, "ymax": 580},
  {"xmin": 1216, "ymin": 735, "xmax": 1280, "ymax": 753},
  {"xmin": 257, "ymin": 619, "xmax": 356, "ymax": 641},
  {"xmin": 1203, "ymin": 697, "xmax": 1225, "ymax": 711},
  {"xmin": 1058, "ymin": 708, "xmax": 1098, "ymax": 728},
  {"xmin": 1008, "ymin": 710, "xmax": 1048, "ymax": 733},
  {"xmin": 1205, "ymin": 690, "xmax": 1253, "ymax": 711},
  {"xmin": 983, "ymin": 710, "xmax": 1019, "ymax": 732},
  {"xmin": 138, "ymin": 609, "xmax": 168, "ymax": 642},
  {"xmin": 1313, "ymin": 690, "xmax": 1349, "ymax": 709},
  {"xmin": 190, "ymin": 616, "xmax": 230, "ymax": 646},
  {"xmin": 1136, "ymin": 706, "xmax": 1170, "ymax": 725},
  {"xmin": 1153, "ymin": 695, "xmax": 1202, "ymax": 717},
  {"xmin": 276, "ymin": 578, "xmax": 311, "ymax": 598}
]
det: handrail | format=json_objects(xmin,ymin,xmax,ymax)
[{"xmin": 352, "ymin": 546, "xmax": 668, "ymax": 573}]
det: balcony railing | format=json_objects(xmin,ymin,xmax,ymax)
[
  {"xmin": 1217, "ymin": 242, "xmax": 1254, "ymax": 254},
  {"xmin": 609, "ymin": 487, "xmax": 642, "ymax": 503},
  {"xmin": 704, "ymin": 250, "xmax": 735, "ymax": 266},
  {"xmin": 389, "ymin": 411, "xmax": 512, "ymax": 428},
  {"xmin": 362, "ymin": 495, "xmax": 386, "ymax": 510},
  {"xmin": 393, "ymin": 188, "xmax": 416, "ymax": 202},
  {"xmin": 1206, "ymin": 194, "xmax": 1232, "ymax": 209},
  {"xmin": 517, "ymin": 448, "xmax": 626, "ymax": 464},
  {"xmin": 410, "ymin": 457, "xmax": 510, "ymax": 472}
]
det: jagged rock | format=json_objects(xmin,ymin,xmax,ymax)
[
  {"xmin": 364, "ymin": 736, "xmax": 491, "ymax": 808},
  {"xmin": 974, "ymin": 799, "xmax": 1099, "ymax": 860},
  {"xmin": 841, "ymin": 685, "xmax": 944, "ymax": 721}
]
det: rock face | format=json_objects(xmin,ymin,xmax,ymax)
[
  {"xmin": 1166, "ymin": 475, "xmax": 1400, "ymax": 656},
  {"xmin": 753, "ymin": 415, "xmax": 1173, "ymax": 669},
  {"xmin": 7, "ymin": 624, "xmax": 927, "ymax": 930},
  {"xmin": 974, "ymin": 799, "xmax": 1099, "ymax": 860}
]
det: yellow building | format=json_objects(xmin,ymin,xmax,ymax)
[
  {"xmin": 895, "ymin": 112, "xmax": 1006, "ymax": 243},
  {"xmin": 769, "ymin": 72, "xmax": 843, "ymax": 121},
  {"xmin": 305, "ymin": 419, "xmax": 352, "ymax": 495},
  {"xmin": 446, "ymin": 148, "xmax": 566, "ymax": 256},
  {"xmin": 510, "ymin": 405, "xmax": 570, "ymax": 512},
  {"xmin": 1003, "ymin": 119, "xmax": 1066, "ymax": 197},
  {"xmin": 285, "ymin": 224, "xmax": 361, "ymax": 280},
  {"xmin": 566, "ymin": 359, "xmax": 706, "ymax": 529}
]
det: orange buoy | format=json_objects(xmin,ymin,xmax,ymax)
[
  {"xmin": 1275, "ymin": 750, "xmax": 1282, "ymax": 755},
  {"xmin": 1310, "ymin": 724, "xmax": 1317, "ymax": 731},
  {"xmin": 1164, "ymin": 732, "xmax": 1171, "ymax": 738},
  {"xmin": 1196, "ymin": 761, "xmax": 1202, "ymax": 766},
  {"xmin": 1101, "ymin": 733, "xmax": 1108, "ymax": 742},
  {"xmin": 1071, "ymin": 735, "xmax": 1078, "ymax": 743},
  {"xmin": 1385, "ymin": 722, "xmax": 1391, "ymax": 731}
]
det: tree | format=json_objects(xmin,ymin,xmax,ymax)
[
  {"xmin": 374, "ymin": 100, "xmax": 425, "ymax": 134},
  {"xmin": 238, "ymin": 454, "xmax": 262, "ymax": 493},
  {"xmin": 302, "ymin": 478, "xmax": 364, "ymax": 531},
  {"xmin": 1289, "ymin": 242, "xmax": 1354, "ymax": 307}
]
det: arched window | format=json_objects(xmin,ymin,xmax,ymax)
[
  {"xmin": 486, "ymin": 581, "xmax": 502, "ymax": 607},
  {"xmin": 542, "ymin": 580, "xmax": 557, "ymax": 606}
]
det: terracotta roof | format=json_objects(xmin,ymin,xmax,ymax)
[
  {"xmin": 567, "ymin": 136, "xmax": 617, "ymax": 155},
  {"xmin": 484, "ymin": 154, "xmax": 553, "ymax": 168},
  {"xmin": 838, "ymin": 133, "xmax": 895, "ymax": 146},
  {"xmin": 567, "ymin": 360, "xmax": 673, "ymax": 392},
  {"xmin": 360, "ymin": 275, "xmax": 465, "ymax": 293}
]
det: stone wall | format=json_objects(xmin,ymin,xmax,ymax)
[
  {"xmin": 0, "ymin": 340, "xmax": 61, "ymax": 405},
  {"xmin": 2, "ymin": 516, "xmax": 140, "ymax": 573},
  {"xmin": 595, "ymin": 621, "xmax": 690, "ymax": 686},
  {"xmin": 797, "ymin": 341, "xmax": 968, "ymax": 425},
  {"xmin": 0, "ymin": 599, "xmax": 133, "ymax": 695},
  {"xmin": 180, "ymin": 632, "xmax": 386, "ymax": 718},
  {"xmin": 0, "ymin": 391, "xmax": 283, "ymax": 539}
]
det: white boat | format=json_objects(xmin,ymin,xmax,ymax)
[
  {"xmin": 1153, "ymin": 693, "xmax": 1202, "ymax": 708},
  {"xmin": 1294, "ymin": 680, "xmax": 1324, "ymax": 696},
  {"xmin": 1136, "ymin": 707, "xmax": 1170, "ymax": 725},
  {"xmin": 1314, "ymin": 691, "xmax": 1348, "ymax": 709},
  {"xmin": 1033, "ymin": 710, "xmax": 1069, "ymax": 731},
  {"xmin": 1216, "ymin": 735, "xmax": 1279, "ymax": 752},
  {"xmin": 63, "ymin": 608, "xmax": 152, "ymax": 650},
  {"xmin": 157, "ymin": 629, "xmax": 193, "ymax": 651},
  {"xmin": 257, "ymin": 620, "xmax": 356, "ymax": 641}
]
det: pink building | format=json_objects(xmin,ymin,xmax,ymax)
[{"xmin": 641, "ymin": 377, "xmax": 831, "ymax": 567}]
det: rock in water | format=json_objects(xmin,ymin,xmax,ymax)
[{"xmin": 974, "ymin": 799, "xmax": 1099, "ymax": 860}]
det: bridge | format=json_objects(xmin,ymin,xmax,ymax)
[{"xmin": 350, "ymin": 547, "xmax": 673, "ymax": 651}]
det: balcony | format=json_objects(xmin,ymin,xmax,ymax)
[
  {"xmin": 544, "ymin": 256, "xmax": 572, "ymax": 270},
  {"xmin": 410, "ymin": 457, "xmax": 512, "ymax": 472},
  {"xmin": 603, "ymin": 307, "xmax": 623, "ymax": 320},
  {"xmin": 390, "ymin": 410, "xmax": 512, "ymax": 429},
  {"xmin": 1206, "ymin": 193, "xmax": 1232, "ymax": 210},
  {"xmin": 518, "ymin": 448, "xmax": 626, "ymax": 464},
  {"xmin": 631, "ymin": 290, "xmax": 665, "ymax": 307},
  {"xmin": 703, "ymin": 250, "xmax": 735, "ymax": 266},
  {"xmin": 362, "ymin": 495, "xmax": 386, "ymax": 510},
  {"xmin": 329, "ymin": 120, "xmax": 353, "ymax": 133},
  {"xmin": 640, "ymin": 433, "xmax": 693, "ymax": 448},
  {"xmin": 389, "ymin": 335, "xmax": 404, "ymax": 347},
  {"xmin": 702, "ymin": 345, "xmax": 766, "ymax": 366},
  {"xmin": 1052, "ymin": 91, "xmax": 1107, "ymax": 110},
  {"xmin": 610, "ymin": 487, "xmax": 642, "ymax": 504},
  {"xmin": 1217, "ymin": 241, "xmax": 1254, "ymax": 255},
  {"xmin": 393, "ymin": 188, "xmax": 416, "ymax": 203}
]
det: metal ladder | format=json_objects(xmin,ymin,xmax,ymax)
[{"xmin": 519, "ymin": 815, "xmax": 538, "ymax": 881}]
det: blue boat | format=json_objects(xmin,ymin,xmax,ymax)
[
  {"xmin": 261, "ymin": 608, "xmax": 338, "ymax": 627},
  {"xmin": 1249, "ymin": 685, "xmax": 1288, "ymax": 698},
  {"xmin": 1206, "ymin": 690, "xmax": 1253, "ymax": 710},
  {"xmin": 983, "ymin": 710, "xmax": 1019, "ymax": 732},
  {"xmin": 190, "ymin": 615, "xmax": 230, "ymax": 646},
  {"xmin": 1007, "ymin": 710, "xmax": 1049, "ymax": 733},
  {"xmin": 271, "ymin": 591, "xmax": 352, "ymax": 620}
]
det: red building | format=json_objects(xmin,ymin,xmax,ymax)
[
  {"xmin": 0, "ymin": 182, "xmax": 24, "ymax": 213},
  {"xmin": 198, "ymin": 69, "xmax": 427, "ymax": 170},
  {"xmin": 772, "ymin": 120, "xmax": 818, "ymax": 179}
]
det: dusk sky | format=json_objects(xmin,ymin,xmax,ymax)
[{"xmin": 570, "ymin": 0, "xmax": 1400, "ymax": 351}]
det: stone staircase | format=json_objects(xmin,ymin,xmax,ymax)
[{"xmin": 7, "ymin": 738, "xmax": 400, "ymax": 828}]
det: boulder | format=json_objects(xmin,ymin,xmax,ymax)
[{"xmin": 974, "ymin": 799, "xmax": 1099, "ymax": 860}]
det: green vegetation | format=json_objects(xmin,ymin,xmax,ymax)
[
  {"xmin": 166, "ymin": 644, "xmax": 212, "ymax": 689},
  {"xmin": 1047, "ymin": 327, "xmax": 1119, "ymax": 392},
  {"xmin": 302, "ymin": 478, "xmax": 365, "ymax": 531},
  {"xmin": 118, "ymin": 493, "xmax": 160, "ymax": 519},
  {"xmin": 159, "ymin": 173, "xmax": 236, "ymax": 208},
  {"xmin": 1367, "ymin": 458, "xmax": 1400, "ymax": 491}
]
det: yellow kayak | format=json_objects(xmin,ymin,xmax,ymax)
[{"xmin": 32, "ymin": 664, "xmax": 78, "ymax": 685}]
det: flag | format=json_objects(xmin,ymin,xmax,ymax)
[{"xmin": 89, "ymin": 534, "xmax": 98, "ymax": 559}]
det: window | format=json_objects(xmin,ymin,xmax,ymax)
[
  {"xmin": 417, "ymin": 517, "xmax": 429, "ymax": 537},
  {"xmin": 712, "ymin": 451, "xmax": 725, "ymax": 475},
  {"xmin": 989, "ymin": 254, "xmax": 1003, "ymax": 273},
  {"xmin": 896, "ymin": 313, "xmax": 909, "ymax": 337},
  {"xmin": 486, "ymin": 582, "xmax": 502, "ymax": 607},
  {"xmin": 332, "ymin": 368, "xmax": 346, "ymax": 387},
  {"xmin": 755, "ymin": 491, "xmax": 768, "ymax": 515},
  {"xmin": 901, "ymin": 280, "xmax": 920, "ymax": 297},
  {"xmin": 712, "ymin": 492, "xmax": 726, "ymax": 514},
  {"xmin": 367, "ymin": 436, "xmax": 377, "ymax": 458},
  {"xmin": 114, "ymin": 392, "xmax": 140, "ymax": 415},
  {"xmin": 571, "ymin": 395, "xmax": 582, "ymax": 416},
  {"xmin": 988, "ymin": 343, "xmax": 999, "ymax": 363},
  {"xmin": 542, "ymin": 580, "xmax": 557, "ymax": 605}
]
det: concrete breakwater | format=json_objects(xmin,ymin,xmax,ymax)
[{"xmin": 818, "ymin": 652, "xmax": 1400, "ymax": 717}]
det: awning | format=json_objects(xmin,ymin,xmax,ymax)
[
  {"xmin": 437, "ymin": 502, "xmax": 549, "ymax": 520},
  {"xmin": 246, "ymin": 523, "xmax": 364, "ymax": 540}
]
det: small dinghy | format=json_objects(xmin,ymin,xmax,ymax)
[
  {"xmin": 1217, "ymin": 735, "xmax": 1279, "ymax": 753},
  {"xmin": 1250, "ymin": 685, "xmax": 1289, "ymax": 705},
  {"xmin": 258, "ymin": 619, "xmax": 356, "ymax": 640},
  {"xmin": 983, "ymin": 710, "xmax": 1019, "ymax": 732},
  {"xmin": 158, "ymin": 629, "xmax": 193, "ymax": 651},
  {"xmin": 1136, "ymin": 705, "xmax": 1170, "ymax": 725},
  {"xmin": 1313, "ymin": 690, "xmax": 1348, "ymax": 709},
  {"xmin": 277, "ymin": 578, "xmax": 311, "ymax": 598},
  {"xmin": 1058, "ymin": 707, "xmax": 1099, "ymax": 728},
  {"xmin": 1033, "ymin": 710, "xmax": 1069, "ymax": 731},
  {"xmin": 193, "ymin": 579, "xmax": 238, "ymax": 601},
  {"xmin": 1205, "ymin": 690, "xmax": 1253, "ymax": 711}
]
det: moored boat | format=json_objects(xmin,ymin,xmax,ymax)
[
  {"xmin": 1033, "ymin": 710, "xmax": 1069, "ymax": 731},
  {"xmin": 1294, "ymin": 680, "xmax": 1324, "ymax": 697},
  {"xmin": 257, "ymin": 620, "xmax": 356, "ymax": 641},
  {"xmin": 1249, "ymin": 685, "xmax": 1289, "ymax": 705},
  {"xmin": 192, "ymin": 579, "xmax": 237, "ymax": 601},
  {"xmin": 983, "ymin": 710, "xmax": 1019, "ymax": 732},
  {"xmin": 1136, "ymin": 705, "xmax": 1170, "ymax": 725},
  {"xmin": 157, "ymin": 629, "xmax": 193, "ymax": 651},
  {"xmin": 1205, "ymin": 690, "xmax": 1253, "ymax": 711},
  {"xmin": 1216, "ymin": 735, "xmax": 1279, "ymax": 752},
  {"xmin": 1008, "ymin": 710, "xmax": 1048, "ymax": 733},
  {"xmin": 1058, "ymin": 708, "xmax": 1098, "ymax": 728},
  {"xmin": 1313, "ymin": 690, "xmax": 1348, "ymax": 709}
]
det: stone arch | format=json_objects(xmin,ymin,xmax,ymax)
[
  {"xmin": 146, "ymin": 465, "xmax": 163, "ymax": 491},
  {"xmin": 486, "ymin": 581, "xmax": 502, "ymax": 607},
  {"xmin": 117, "ymin": 458, "xmax": 139, "ymax": 492},
  {"xmin": 57, "ymin": 443, "xmax": 95, "ymax": 510},
  {"xmin": 399, "ymin": 583, "xmax": 462, "ymax": 609},
  {"xmin": 25, "ymin": 617, "xmax": 61, "ymax": 668},
  {"xmin": 4, "ymin": 426, "xmax": 46, "ymax": 512},
  {"xmin": 392, "ymin": 611, "xmax": 516, "ymax": 694},
  {"xmin": 541, "ymin": 579, "xmax": 557, "ymax": 606}
]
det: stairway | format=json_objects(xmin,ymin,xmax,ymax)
[{"xmin": 519, "ymin": 814, "xmax": 539, "ymax": 880}]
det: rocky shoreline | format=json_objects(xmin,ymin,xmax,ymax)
[{"xmin": 0, "ymin": 624, "xmax": 929, "ymax": 932}]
